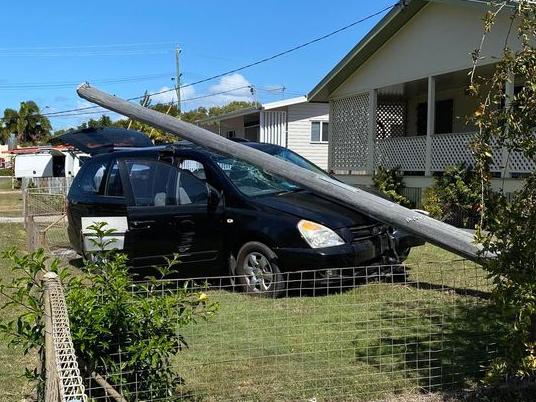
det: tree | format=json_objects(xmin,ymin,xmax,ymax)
[
  {"xmin": 470, "ymin": 0, "xmax": 536, "ymax": 380},
  {"xmin": 1, "ymin": 108, "xmax": 18, "ymax": 143},
  {"xmin": 1, "ymin": 101, "xmax": 51, "ymax": 145},
  {"xmin": 51, "ymin": 99, "xmax": 259, "ymax": 144}
]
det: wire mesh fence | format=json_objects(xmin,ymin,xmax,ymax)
[
  {"xmin": 43, "ymin": 272, "xmax": 87, "ymax": 402},
  {"xmin": 24, "ymin": 188, "xmax": 70, "ymax": 252},
  {"xmin": 80, "ymin": 260, "xmax": 496, "ymax": 401}
]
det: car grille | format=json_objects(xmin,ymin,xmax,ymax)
[{"xmin": 350, "ymin": 223, "xmax": 387, "ymax": 242}]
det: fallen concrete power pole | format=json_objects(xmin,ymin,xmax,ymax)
[{"xmin": 77, "ymin": 83, "xmax": 484, "ymax": 262}]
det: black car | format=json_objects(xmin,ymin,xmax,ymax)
[
  {"xmin": 54, "ymin": 128, "xmax": 421, "ymax": 296},
  {"xmin": 241, "ymin": 140, "xmax": 425, "ymax": 261}
]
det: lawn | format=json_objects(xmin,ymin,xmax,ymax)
[
  {"xmin": 0, "ymin": 219, "xmax": 496, "ymax": 401},
  {"xmin": 0, "ymin": 191, "xmax": 22, "ymax": 217},
  {"xmin": 169, "ymin": 246, "xmax": 495, "ymax": 401},
  {"xmin": 0, "ymin": 179, "xmax": 13, "ymax": 191},
  {"xmin": 0, "ymin": 223, "xmax": 37, "ymax": 402}
]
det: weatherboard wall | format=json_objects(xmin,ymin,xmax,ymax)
[
  {"xmin": 331, "ymin": 1, "xmax": 520, "ymax": 99},
  {"xmin": 287, "ymin": 102, "xmax": 329, "ymax": 170}
]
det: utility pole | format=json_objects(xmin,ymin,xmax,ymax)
[{"xmin": 175, "ymin": 46, "xmax": 182, "ymax": 118}]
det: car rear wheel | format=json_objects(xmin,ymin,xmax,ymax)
[{"xmin": 235, "ymin": 242, "xmax": 284, "ymax": 298}]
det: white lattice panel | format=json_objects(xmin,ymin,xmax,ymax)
[
  {"xmin": 329, "ymin": 93, "xmax": 369, "ymax": 170},
  {"xmin": 508, "ymin": 151, "xmax": 536, "ymax": 173},
  {"xmin": 377, "ymin": 100, "xmax": 406, "ymax": 139},
  {"xmin": 375, "ymin": 136, "xmax": 426, "ymax": 171},
  {"xmin": 430, "ymin": 132, "xmax": 502, "ymax": 172}
]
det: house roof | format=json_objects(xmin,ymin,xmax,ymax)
[
  {"xmin": 307, "ymin": 0, "xmax": 503, "ymax": 102},
  {"xmin": 197, "ymin": 96, "xmax": 308, "ymax": 124}
]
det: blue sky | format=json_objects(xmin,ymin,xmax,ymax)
[{"xmin": 0, "ymin": 0, "xmax": 394, "ymax": 130}]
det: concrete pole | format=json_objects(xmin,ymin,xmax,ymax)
[
  {"xmin": 425, "ymin": 76, "xmax": 435, "ymax": 176},
  {"xmin": 76, "ymin": 83, "xmax": 485, "ymax": 262}
]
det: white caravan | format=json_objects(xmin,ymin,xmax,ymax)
[{"xmin": 14, "ymin": 148, "xmax": 89, "ymax": 179}]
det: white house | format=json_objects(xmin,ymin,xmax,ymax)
[
  {"xmin": 308, "ymin": 0, "xmax": 531, "ymax": 205},
  {"xmin": 199, "ymin": 97, "xmax": 330, "ymax": 169}
]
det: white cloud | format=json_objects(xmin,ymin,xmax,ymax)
[
  {"xmin": 205, "ymin": 73, "xmax": 253, "ymax": 106},
  {"xmin": 149, "ymin": 85, "xmax": 195, "ymax": 105}
]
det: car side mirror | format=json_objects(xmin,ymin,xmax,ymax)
[{"xmin": 207, "ymin": 184, "xmax": 221, "ymax": 209}]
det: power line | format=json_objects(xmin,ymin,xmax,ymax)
[
  {"xmin": 45, "ymin": 85, "xmax": 254, "ymax": 118},
  {"xmin": 0, "ymin": 72, "xmax": 175, "ymax": 90},
  {"xmin": 127, "ymin": 2, "xmax": 396, "ymax": 102},
  {"xmin": 0, "ymin": 41, "xmax": 177, "ymax": 57},
  {"xmin": 0, "ymin": 41, "xmax": 177, "ymax": 51},
  {"xmin": 35, "ymin": 4, "xmax": 397, "ymax": 118}
]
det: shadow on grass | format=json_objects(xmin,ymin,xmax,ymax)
[{"xmin": 352, "ymin": 297, "xmax": 504, "ymax": 393}]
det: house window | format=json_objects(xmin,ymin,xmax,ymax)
[
  {"xmin": 226, "ymin": 130, "xmax": 236, "ymax": 139},
  {"xmin": 310, "ymin": 121, "xmax": 329, "ymax": 143},
  {"xmin": 417, "ymin": 99, "xmax": 454, "ymax": 136}
]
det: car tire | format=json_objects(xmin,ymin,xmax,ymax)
[{"xmin": 235, "ymin": 242, "xmax": 284, "ymax": 298}]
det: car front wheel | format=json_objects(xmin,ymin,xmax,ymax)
[{"xmin": 235, "ymin": 242, "xmax": 284, "ymax": 298}]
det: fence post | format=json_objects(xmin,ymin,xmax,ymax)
[
  {"xmin": 43, "ymin": 272, "xmax": 60, "ymax": 402},
  {"xmin": 42, "ymin": 271, "xmax": 87, "ymax": 402}
]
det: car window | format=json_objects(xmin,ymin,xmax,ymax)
[
  {"xmin": 105, "ymin": 161, "xmax": 123, "ymax": 197},
  {"xmin": 70, "ymin": 159, "xmax": 107, "ymax": 196},
  {"xmin": 210, "ymin": 154, "xmax": 300, "ymax": 197},
  {"xmin": 126, "ymin": 159, "xmax": 208, "ymax": 207},
  {"xmin": 259, "ymin": 146, "xmax": 327, "ymax": 176}
]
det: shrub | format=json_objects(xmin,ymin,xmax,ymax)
[
  {"xmin": 0, "ymin": 223, "xmax": 219, "ymax": 400},
  {"xmin": 372, "ymin": 166, "xmax": 411, "ymax": 207},
  {"xmin": 422, "ymin": 164, "xmax": 482, "ymax": 228},
  {"xmin": 0, "ymin": 168, "xmax": 12, "ymax": 176},
  {"xmin": 469, "ymin": 0, "xmax": 536, "ymax": 380}
]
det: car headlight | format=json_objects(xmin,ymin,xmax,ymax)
[{"xmin": 297, "ymin": 220, "xmax": 345, "ymax": 249}]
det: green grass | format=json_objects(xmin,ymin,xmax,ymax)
[
  {"xmin": 0, "ymin": 191, "xmax": 22, "ymax": 217},
  {"xmin": 0, "ymin": 218, "xmax": 495, "ymax": 401},
  {"xmin": 171, "ymin": 246, "xmax": 497, "ymax": 401},
  {"xmin": 0, "ymin": 179, "xmax": 13, "ymax": 191},
  {"xmin": 0, "ymin": 224, "xmax": 37, "ymax": 402}
]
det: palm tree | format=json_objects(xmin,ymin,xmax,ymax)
[
  {"xmin": 15, "ymin": 101, "xmax": 51, "ymax": 144},
  {"xmin": 1, "ymin": 101, "xmax": 51, "ymax": 144},
  {"xmin": 1, "ymin": 108, "xmax": 18, "ymax": 143}
]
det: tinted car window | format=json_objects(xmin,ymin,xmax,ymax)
[
  {"xmin": 126, "ymin": 160, "xmax": 207, "ymax": 207},
  {"xmin": 210, "ymin": 154, "xmax": 300, "ymax": 197},
  {"xmin": 70, "ymin": 159, "xmax": 107, "ymax": 196},
  {"xmin": 105, "ymin": 162, "xmax": 123, "ymax": 197}
]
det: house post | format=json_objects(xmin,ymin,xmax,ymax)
[
  {"xmin": 502, "ymin": 73, "xmax": 515, "ymax": 178},
  {"xmin": 425, "ymin": 76, "xmax": 436, "ymax": 176},
  {"xmin": 259, "ymin": 110, "xmax": 265, "ymax": 143},
  {"xmin": 367, "ymin": 89, "xmax": 377, "ymax": 175}
]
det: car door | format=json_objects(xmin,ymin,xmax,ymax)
[
  {"xmin": 120, "ymin": 157, "xmax": 224, "ymax": 273},
  {"xmin": 67, "ymin": 156, "xmax": 128, "ymax": 254}
]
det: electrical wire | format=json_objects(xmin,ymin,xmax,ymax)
[
  {"xmin": 0, "ymin": 72, "xmax": 175, "ymax": 90},
  {"xmin": 45, "ymin": 85, "xmax": 254, "ymax": 118},
  {"xmin": 27, "ymin": 4, "xmax": 397, "ymax": 118}
]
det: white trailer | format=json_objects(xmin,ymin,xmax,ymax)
[
  {"xmin": 14, "ymin": 153, "xmax": 54, "ymax": 178},
  {"xmin": 14, "ymin": 149, "xmax": 89, "ymax": 179}
]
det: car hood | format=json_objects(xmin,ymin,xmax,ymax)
[{"xmin": 253, "ymin": 190, "xmax": 374, "ymax": 229}]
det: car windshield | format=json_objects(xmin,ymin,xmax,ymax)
[
  {"xmin": 261, "ymin": 146, "xmax": 328, "ymax": 176},
  {"xmin": 211, "ymin": 154, "xmax": 301, "ymax": 197}
]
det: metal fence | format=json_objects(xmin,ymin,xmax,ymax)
[
  {"xmin": 24, "ymin": 188, "xmax": 70, "ymax": 252},
  {"xmin": 81, "ymin": 260, "xmax": 495, "ymax": 401},
  {"xmin": 20, "ymin": 176, "xmax": 73, "ymax": 193},
  {"xmin": 43, "ymin": 272, "xmax": 87, "ymax": 402}
]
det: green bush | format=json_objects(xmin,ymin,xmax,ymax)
[
  {"xmin": 0, "ymin": 168, "xmax": 12, "ymax": 176},
  {"xmin": 0, "ymin": 223, "xmax": 219, "ymax": 400},
  {"xmin": 422, "ymin": 164, "xmax": 481, "ymax": 228},
  {"xmin": 372, "ymin": 166, "xmax": 411, "ymax": 207}
]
